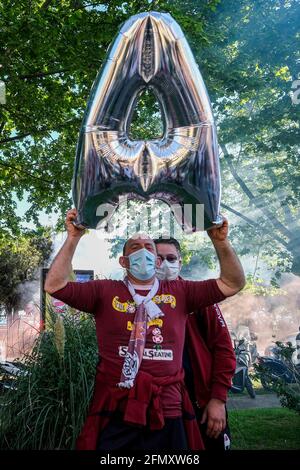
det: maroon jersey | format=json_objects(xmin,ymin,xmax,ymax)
[{"xmin": 52, "ymin": 279, "xmax": 226, "ymax": 416}]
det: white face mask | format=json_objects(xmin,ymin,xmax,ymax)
[
  {"xmin": 156, "ymin": 259, "xmax": 180, "ymax": 281},
  {"xmin": 127, "ymin": 247, "xmax": 156, "ymax": 281}
]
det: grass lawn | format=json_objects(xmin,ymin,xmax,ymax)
[{"xmin": 229, "ymin": 408, "xmax": 300, "ymax": 450}]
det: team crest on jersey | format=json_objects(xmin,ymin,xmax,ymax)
[
  {"xmin": 112, "ymin": 294, "xmax": 176, "ymax": 314},
  {"xmin": 112, "ymin": 296, "xmax": 136, "ymax": 314},
  {"xmin": 152, "ymin": 294, "xmax": 176, "ymax": 308},
  {"xmin": 127, "ymin": 318, "xmax": 163, "ymax": 331},
  {"xmin": 152, "ymin": 334, "xmax": 163, "ymax": 344}
]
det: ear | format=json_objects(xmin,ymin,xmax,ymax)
[
  {"xmin": 156, "ymin": 256, "xmax": 162, "ymax": 268},
  {"xmin": 119, "ymin": 256, "xmax": 129, "ymax": 268}
]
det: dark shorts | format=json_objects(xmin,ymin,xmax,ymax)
[
  {"xmin": 196, "ymin": 407, "xmax": 231, "ymax": 451},
  {"xmin": 182, "ymin": 346, "xmax": 232, "ymax": 450},
  {"xmin": 97, "ymin": 414, "xmax": 188, "ymax": 452}
]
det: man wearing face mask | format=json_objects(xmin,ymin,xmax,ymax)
[
  {"xmin": 44, "ymin": 208, "xmax": 245, "ymax": 451},
  {"xmin": 154, "ymin": 238, "xmax": 236, "ymax": 451}
]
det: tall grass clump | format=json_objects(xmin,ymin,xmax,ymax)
[{"xmin": 0, "ymin": 306, "xmax": 98, "ymax": 449}]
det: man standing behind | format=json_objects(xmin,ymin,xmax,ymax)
[
  {"xmin": 154, "ymin": 237, "xmax": 236, "ymax": 450},
  {"xmin": 44, "ymin": 209, "xmax": 244, "ymax": 451}
]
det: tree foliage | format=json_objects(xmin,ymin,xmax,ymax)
[
  {"xmin": 0, "ymin": 0, "xmax": 299, "ymax": 279},
  {"xmin": 0, "ymin": 227, "xmax": 52, "ymax": 313},
  {"xmin": 255, "ymin": 341, "xmax": 300, "ymax": 415},
  {"xmin": 200, "ymin": 0, "xmax": 300, "ymax": 277},
  {"xmin": 0, "ymin": 0, "xmax": 223, "ymax": 233}
]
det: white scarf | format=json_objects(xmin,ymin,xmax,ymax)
[
  {"xmin": 124, "ymin": 277, "xmax": 164, "ymax": 320},
  {"xmin": 118, "ymin": 277, "xmax": 164, "ymax": 389}
]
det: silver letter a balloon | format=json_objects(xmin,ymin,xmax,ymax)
[{"xmin": 72, "ymin": 11, "xmax": 223, "ymax": 231}]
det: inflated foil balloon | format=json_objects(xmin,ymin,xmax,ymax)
[{"xmin": 72, "ymin": 11, "xmax": 223, "ymax": 231}]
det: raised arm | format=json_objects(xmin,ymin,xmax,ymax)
[
  {"xmin": 44, "ymin": 208, "xmax": 86, "ymax": 294},
  {"xmin": 208, "ymin": 217, "xmax": 245, "ymax": 297}
]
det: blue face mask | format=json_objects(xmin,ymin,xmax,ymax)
[{"xmin": 127, "ymin": 248, "xmax": 156, "ymax": 281}]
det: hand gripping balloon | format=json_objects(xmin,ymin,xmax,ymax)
[{"xmin": 72, "ymin": 11, "xmax": 223, "ymax": 231}]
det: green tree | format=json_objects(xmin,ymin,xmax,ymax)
[
  {"xmin": 134, "ymin": 0, "xmax": 300, "ymax": 280},
  {"xmin": 0, "ymin": 228, "xmax": 52, "ymax": 320},
  {"xmin": 0, "ymin": 0, "xmax": 218, "ymax": 234},
  {"xmin": 1, "ymin": 0, "xmax": 299, "ymax": 281},
  {"xmin": 193, "ymin": 0, "xmax": 300, "ymax": 278}
]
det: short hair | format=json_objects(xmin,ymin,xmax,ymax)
[
  {"xmin": 122, "ymin": 233, "xmax": 154, "ymax": 255},
  {"xmin": 153, "ymin": 237, "xmax": 181, "ymax": 254}
]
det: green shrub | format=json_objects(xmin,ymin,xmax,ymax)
[
  {"xmin": 255, "ymin": 341, "xmax": 300, "ymax": 416},
  {"xmin": 0, "ymin": 306, "xmax": 98, "ymax": 449},
  {"xmin": 278, "ymin": 383, "xmax": 300, "ymax": 414}
]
